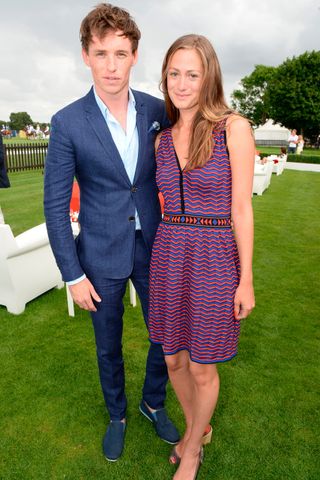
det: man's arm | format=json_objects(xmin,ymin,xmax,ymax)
[
  {"xmin": 44, "ymin": 113, "xmax": 101, "ymax": 311},
  {"xmin": 44, "ymin": 113, "xmax": 84, "ymax": 281}
]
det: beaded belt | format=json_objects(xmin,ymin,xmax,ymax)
[{"xmin": 163, "ymin": 213, "xmax": 232, "ymax": 228}]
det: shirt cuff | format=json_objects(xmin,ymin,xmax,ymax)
[{"xmin": 67, "ymin": 274, "xmax": 86, "ymax": 285}]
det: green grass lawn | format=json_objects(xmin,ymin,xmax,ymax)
[
  {"xmin": 3, "ymin": 137, "xmax": 48, "ymax": 145},
  {"xmin": 256, "ymin": 145, "xmax": 320, "ymax": 156},
  {"xmin": 0, "ymin": 170, "xmax": 319, "ymax": 479}
]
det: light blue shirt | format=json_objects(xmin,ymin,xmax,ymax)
[
  {"xmin": 94, "ymin": 87, "xmax": 140, "ymax": 229},
  {"xmin": 67, "ymin": 87, "xmax": 140, "ymax": 286}
]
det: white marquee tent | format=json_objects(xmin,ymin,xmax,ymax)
[{"xmin": 254, "ymin": 119, "xmax": 290, "ymax": 146}]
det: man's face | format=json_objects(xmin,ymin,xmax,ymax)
[{"xmin": 82, "ymin": 30, "xmax": 138, "ymax": 101}]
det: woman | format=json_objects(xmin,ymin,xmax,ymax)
[
  {"xmin": 297, "ymin": 135, "xmax": 304, "ymax": 155},
  {"xmin": 148, "ymin": 35, "xmax": 255, "ymax": 480}
]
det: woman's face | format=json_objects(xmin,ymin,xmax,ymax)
[{"xmin": 167, "ymin": 48, "xmax": 204, "ymax": 114}]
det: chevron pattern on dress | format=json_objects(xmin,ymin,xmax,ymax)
[{"xmin": 149, "ymin": 125, "xmax": 241, "ymax": 364}]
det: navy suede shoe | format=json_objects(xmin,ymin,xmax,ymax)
[
  {"xmin": 103, "ymin": 420, "xmax": 126, "ymax": 462},
  {"xmin": 139, "ymin": 400, "xmax": 180, "ymax": 444}
]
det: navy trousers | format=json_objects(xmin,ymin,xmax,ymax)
[{"xmin": 90, "ymin": 231, "xmax": 168, "ymax": 420}]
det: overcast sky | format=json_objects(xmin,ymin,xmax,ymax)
[{"xmin": 0, "ymin": 0, "xmax": 319, "ymax": 123}]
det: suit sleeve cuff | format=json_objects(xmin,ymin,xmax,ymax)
[{"xmin": 66, "ymin": 274, "xmax": 86, "ymax": 285}]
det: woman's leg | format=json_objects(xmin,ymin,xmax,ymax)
[
  {"xmin": 165, "ymin": 351, "xmax": 194, "ymax": 455},
  {"xmin": 173, "ymin": 361, "xmax": 220, "ymax": 480}
]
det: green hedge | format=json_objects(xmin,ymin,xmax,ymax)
[
  {"xmin": 287, "ymin": 154, "xmax": 320, "ymax": 164},
  {"xmin": 258, "ymin": 153, "xmax": 320, "ymax": 164}
]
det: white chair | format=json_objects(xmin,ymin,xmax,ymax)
[
  {"xmin": 252, "ymin": 161, "xmax": 273, "ymax": 195},
  {"xmin": 0, "ymin": 223, "xmax": 64, "ymax": 314},
  {"xmin": 253, "ymin": 164, "xmax": 267, "ymax": 195},
  {"xmin": 129, "ymin": 280, "xmax": 137, "ymax": 307},
  {"xmin": 267, "ymin": 154, "xmax": 287, "ymax": 175},
  {"xmin": 278, "ymin": 155, "xmax": 287, "ymax": 175},
  {"xmin": 265, "ymin": 158, "xmax": 273, "ymax": 187}
]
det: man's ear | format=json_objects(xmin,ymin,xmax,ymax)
[
  {"xmin": 132, "ymin": 49, "xmax": 138, "ymax": 66},
  {"xmin": 82, "ymin": 48, "xmax": 90, "ymax": 67}
]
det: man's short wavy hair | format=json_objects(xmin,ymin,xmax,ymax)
[{"xmin": 80, "ymin": 3, "xmax": 141, "ymax": 53}]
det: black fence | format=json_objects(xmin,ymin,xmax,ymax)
[
  {"xmin": 3, "ymin": 143, "xmax": 48, "ymax": 172},
  {"xmin": 255, "ymin": 140, "xmax": 288, "ymax": 147}
]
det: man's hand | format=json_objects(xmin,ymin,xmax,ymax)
[{"xmin": 68, "ymin": 278, "xmax": 101, "ymax": 312}]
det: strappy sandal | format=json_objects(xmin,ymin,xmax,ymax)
[
  {"xmin": 169, "ymin": 445, "xmax": 181, "ymax": 465},
  {"xmin": 193, "ymin": 447, "xmax": 204, "ymax": 480},
  {"xmin": 169, "ymin": 425, "xmax": 212, "ymax": 465},
  {"xmin": 202, "ymin": 425, "xmax": 213, "ymax": 445}
]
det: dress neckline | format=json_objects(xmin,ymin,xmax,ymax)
[
  {"xmin": 168, "ymin": 128, "xmax": 186, "ymax": 213},
  {"xmin": 169, "ymin": 127, "xmax": 188, "ymax": 172}
]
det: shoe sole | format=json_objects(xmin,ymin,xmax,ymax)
[
  {"xmin": 105, "ymin": 456, "xmax": 120, "ymax": 462},
  {"xmin": 139, "ymin": 405, "xmax": 179, "ymax": 445}
]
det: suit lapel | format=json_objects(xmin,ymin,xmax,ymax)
[
  {"xmin": 133, "ymin": 92, "xmax": 148, "ymax": 183},
  {"xmin": 84, "ymin": 88, "xmax": 131, "ymax": 186}
]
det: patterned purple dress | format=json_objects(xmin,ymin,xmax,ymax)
[{"xmin": 148, "ymin": 125, "xmax": 241, "ymax": 364}]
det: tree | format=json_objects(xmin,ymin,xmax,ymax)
[
  {"xmin": 9, "ymin": 112, "xmax": 33, "ymax": 131},
  {"xmin": 36, "ymin": 122, "xmax": 50, "ymax": 131},
  {"xmin": 268, "ymin": 51, "xmax": 320, "ymax": 139},
  {"xmin": 231, "ymin": 51, "xmax": 320, "ymax": 140},
  {"xmin": 231, "ymin": 65, "xmax": 276, "ymax": 126}
]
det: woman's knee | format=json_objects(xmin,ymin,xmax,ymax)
[
  {"xmin": 165, "ymin": 351, "xmax": 189, "ymax": 372},
  {"xmin": 189, "ymin": 363, "xmax": 219, "ymax": 388}
]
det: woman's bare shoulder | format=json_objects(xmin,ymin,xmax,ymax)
[{"xmin": 226, "ymin": 114, "xmax": 252, "ymax": 134}]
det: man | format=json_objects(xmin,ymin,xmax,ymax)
[
  {"xmin": 0, "ymin": 133, "xmax": 10, "ymax": 223},
  {"xmin": 44, "ymin": 3, "xmax": 179, "ymax": 462},
  {"xmin": 0, "ymin": 134, "xmax": 10, "ymax": 189},
  {"xmin": 288, "ymin": 129, "xmax": 298, "ymax": 154}
]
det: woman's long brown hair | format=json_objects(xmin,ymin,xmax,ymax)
[{"xmin": 160, "ymin": 34, "xmax": 233, "ymax": 171}]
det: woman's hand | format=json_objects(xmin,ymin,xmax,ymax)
[{"xmin": 234, "ymin": 281, "xmax": 255, "ymax": 320}]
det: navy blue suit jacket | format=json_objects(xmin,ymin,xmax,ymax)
[
  {"xmin": 0, "ymin": 134, "xmax": 10, "ymax": 188},
  {"xmin": 44, "ymin": 88, "xmax": 168, "ymax": 282}
]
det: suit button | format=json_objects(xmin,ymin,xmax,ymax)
[
  {"xmin": 131, "ymin": 186, "xmax": 138, "ymax": 193},
  {"xmin": 128, "ymin": 216, "xmax": 135, "ymax": 221}
]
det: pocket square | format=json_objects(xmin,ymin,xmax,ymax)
[{"xmin": 148, "ymin": 121, "xmax": 161, "ymax": 133}]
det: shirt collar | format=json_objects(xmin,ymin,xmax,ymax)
[{"xmin": 93, "ymin": 87, "xmax": 136, "ymax": 123}]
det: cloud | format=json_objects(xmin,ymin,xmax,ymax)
[{"xmin": 0, "ymin": 0, "xmax": 318, "ymax": 122}]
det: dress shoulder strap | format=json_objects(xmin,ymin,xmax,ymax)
[
  {"xmin": 156, "ymin": 127, "xmax": 171, "ymax": 154},
  {"xmin": 211, "ymin": 117, "xmax": 230, "ymax": 156}
]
